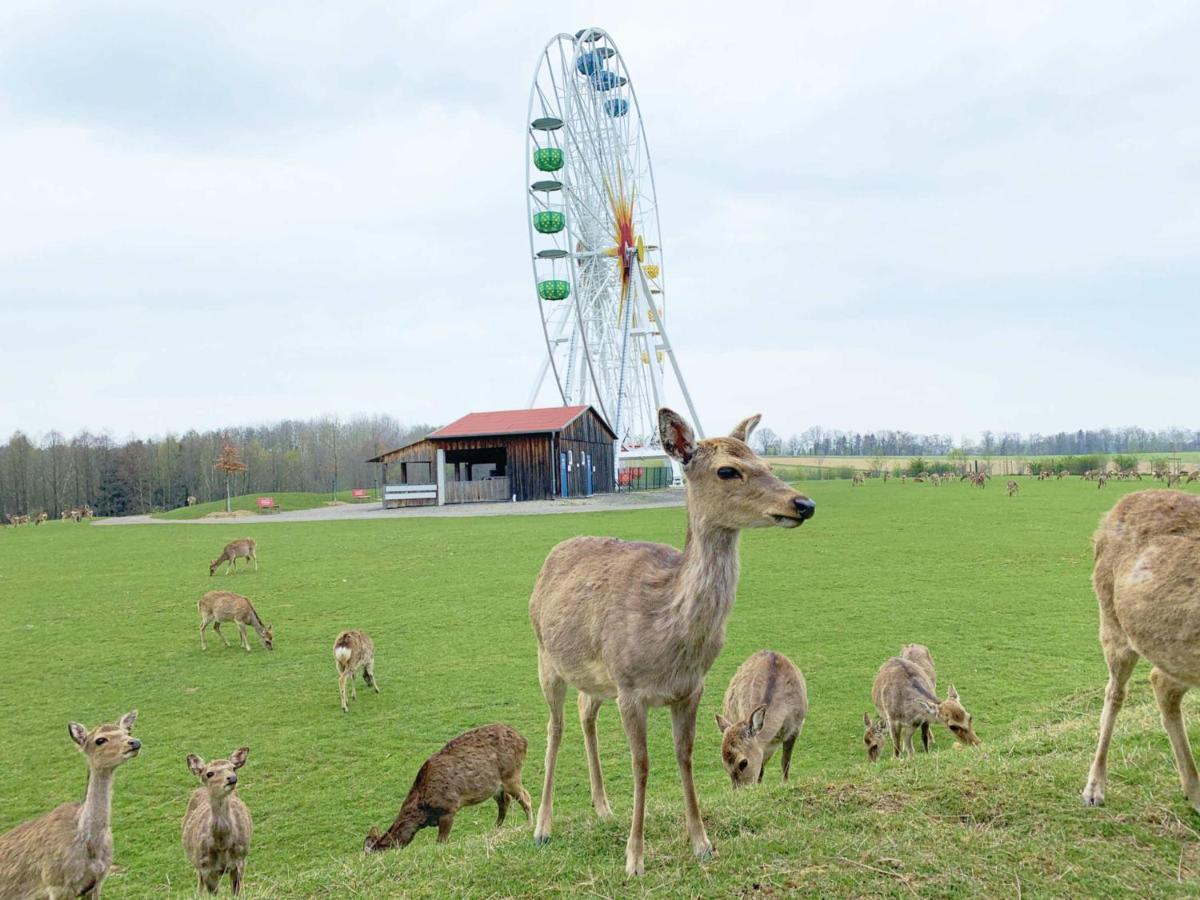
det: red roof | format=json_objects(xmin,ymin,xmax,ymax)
[{"xmin": 430, "ymin": 405, "xmax": 597, "ymax": 439}]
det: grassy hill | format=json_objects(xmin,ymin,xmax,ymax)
[{"xmin": 153, "ymin": 489, "xmax": 378, "ymax": 520}]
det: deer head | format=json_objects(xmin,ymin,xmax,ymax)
[
  {"xmin": 863, "ymin": 712, "xmax": 888, "ymax": 763},
  {"xmin": 716, "ymin": 706, "xmax": 768, "ymax": 788},
  {"xmin": 918, "ymin": 685, "xmax": 979, "ymax": 746},
  {"xmin": 659, "ymin": 409, "xmax": 815, "ymax": 530},
  {"xmin": 262, "ymin": 626, "xmax": 274, "ymax": 650},
  {"xmin": 187, "ymin": 747, "xmax": 249, "ymax": 798},
  {"xmin": 69, "ymin": 710, "xmax": 141, "ymax": 770}
]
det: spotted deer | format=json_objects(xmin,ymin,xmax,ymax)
[
  {"xmin": 198, "ymin": 591, "xmax": 273, "ymax": 651},
  {"xmin": 1083, "ymin": 491, "xmax": 1200, "ymax": 813},
  {"xmin": 715, "ymin": 650, "xmax": 808, "ymax": 787},
  {"xmin": 209, "ymin": 539, "xmax": 257, "ymax": 576},
  {"xmin": 0, "ymin": 711, "xmax": 141, "ymax": 899},
  {"xmin": 182, "ymin": 748, "xmax": 252, "ymax": 894},
  {"xmin": 334, "ymin": 629, "xmax": 379, "ymax": 712},
  {"xmin": 364, "ymin": 724, "xmax": 531, "ymax": 852},
  {"xmin": 529, "ymin": 409, "xmax": 815, "ymax": 875}
]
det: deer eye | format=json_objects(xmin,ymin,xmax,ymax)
[
  {"xmin": 94, "ymin": 737, "xmax": 107, "ymax": 745},
  {"xmin": 737, "ymin": 759, "xmax": 748, "ymax": 771},
  {"xmin": 717, "ymin": 467, "xmax": 741, "ymax": 480},
  {"xmin": 206, "ymin": 772, "xmax": 215, "ymax": 779}
]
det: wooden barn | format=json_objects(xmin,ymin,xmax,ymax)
[{"xmin": 368, "ymin": 405, "xmax": 616, "ymax": 508}]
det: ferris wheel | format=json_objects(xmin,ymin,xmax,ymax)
[{"xmin": 525, "ymin": 27, "xmax": 703, "ymax": 458}]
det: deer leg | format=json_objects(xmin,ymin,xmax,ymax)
[
  {"xmin": 213, "ymin": 622, "xmax": 230, "ymax": 648},
  {"xmin": 230, "ymin": 862, "xmax": 244, "ymax": 895},
  {"xmin": 780, "ymin": 734, "xmax": 796, "ymax": 781},
  {"xmin": 238, "ymin": 623, "xmax": 250, "ymax": 651},
  {"xmin": 618, "ymin": 692, "xmax": 651, "ymax": 875},
  {"xmin": 252, "ymin": 552, "xmax": 258, "ymax": 571},
  {"xmin": 365, "ymin": 663, "xmax": 380, "ymax": 693},
  {"xmin": 1150, "ymin": 667, "xmax": 1200, "ymax": 811},
  {"xmin": 350, "ymin": 668, "xmax": 358, "ymax": 700},
  {"xmin": 436, "ymin": 812, "xmax": 455, "ymax": 843},
  {"xmin": 889, "ymin": 720, "xmax": 903, "ymax": 758},
  {"xmin": 495, "ymin": 788, "xmax": 510, "ymax": 826},
  {"xmin": 920, "ymin": 722, "xmax": 932, "ymax": 751},
  {"xmin": 578, "ymin": 691, "xmax": 612, "ymax": 818},
  {"xmin": 533, "ymin": 659, "xmax": 566, "ymax": 845},
  {"xmin": 904, "ymin": 728, "xmax": 916, "ymax": 757},
  {"xmin": 199, "ymin": 618, "xmax": 209, "ymax": 650},
  {"xmin": 503, "ymin": 774, "xmax": 532, "ymax": 822},
  {"xmin": 339, "ymin": 669, "xmax": 351, "ymax": 712},
  {"xmin": 671, "ymin": 689, "xmax": 713, "ymax": 862},
  {"xmin": 1082, "ymin": 642, "xmax": 1138, "ymax": 807}
]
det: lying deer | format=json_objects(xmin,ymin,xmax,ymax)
[
  {"xmin": 210, "ymin": 538, "xmax": 257, "ymax": 576},
  {"xmin": 0, "ymin": 710, "xmax": 141, "ymax": 899},
  {"xmin": 182, "ymin": 747, "xmax": 252, "ymax": 894},
  {"xmin": 198, "ymin": 591, "xmax": 273, "ymax": 651},
  {"xmin": 530, "ymin": 409, "xmax": 814, "ymax": 875},
  {"xmin": 334, "ymin": 629, "xmax": 379, "ymax": 712},
  {"xmin": 715, "ymin": 650, "xmax": 808, "ymax": 787},
  {"xmin": 364, "ymin": 724, "xmax": 531, "ymax": 852},
  {"xmin": 870, "ymin": 653, "xmax": 979, "ymax": 757},
  {"xmin": 1083, "ymin": 490, "xmax": 1200, "ymax": 812},
  {"xmin": 1007, "ymin": 480, "xmax": 1020, "ymax": 496}
]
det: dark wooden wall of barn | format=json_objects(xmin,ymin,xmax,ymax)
[
  {"xmin": 434, "ymin": 435, "xmax": 554, "ymax": 501},
  {"xmin": 558, "ymin": 410, "xmax": 617, "ymax": 496}
]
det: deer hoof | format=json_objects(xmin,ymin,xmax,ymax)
[
  {"xmin": 625, "ymin": 856, "xmax": 644, "ymax": 877},
  {"xmin": 1081, "ymin": 783, "xmax": 1105, "ymax": 807},
  {"xmin": 534, "ymin": 834, "xmax": 551, "ymax": 846},
  {"xmin": 694, "ymin": 842, "xmax": 714, "ymax": 862}
]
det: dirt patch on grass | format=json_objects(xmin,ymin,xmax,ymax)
[{"xmin": 200, "ymin": 510, "xmax": 254, "ymax": 519}]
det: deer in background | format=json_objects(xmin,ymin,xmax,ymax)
[
  {"xmin": 187, "ymin": 495, "xmax": 198, "ymax": 506},
  {"xmin": 210, "ymin": 538, "xmax": 257, "ymax": 576},
  {"xmin": 851, "ymin": 473, "xmax": 864, "ymax": 486},
  {"xmin": 0, "ymin": 711, "xmax": 141, "ymax": 899},
  {"xmin": 1007, "ymin": 480, "xmax": 1020, "ymax": 496},
  {"xmin": 715, "ymin": 650, "xmax": 808, "ymax": 787},
  {"xmin": 182, "ymin": 748, "xmax": 252, "ymax": 895},
  {"xmin": 364, "ymin": 724, "xmax": 531, "ymax": 852},
  {"xmin": 334, "ymin": 630, "xmax": 379, "ymax": 712},
  {"xmin": 1098, "ymin": 474, "xmax": 1109, "ymax": 489},
  {"xmin": 529, "ymin": 409, "xmax": 815, "ymax": 875},
  {"xmin": 198, "ymin": 592, "xmax": 273, "ymax": 651}
]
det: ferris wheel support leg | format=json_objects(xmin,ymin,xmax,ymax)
[
  {"xmin": 528, "ymin": 353, "xmax": 555, "ymax": 408},
  {"xmin": 637, "ymin": 266, "xmax": 704, "ymax": 439}
]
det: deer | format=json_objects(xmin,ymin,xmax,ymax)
[
  {"xmin": 35, "ymin": 511, "xmax": 48, "ymax": 525},
  {"xmin": 1082, "ymin": 490, "xmax": 1200, "ymax": 813},
  {"xmin": 187, "ymin": 495, "xmax": 198, "ymax": 506},
  {"xmin": 862, "ymin": 713, "xmax": 889, "ymax": 762},
  {"xmin": 870, "ymin": 654, "xmax": 979, "ymax": 758},
  {"xmin": 529, "ymin": 409, "xmax": 815, "ymax": 875},
  {"xmin": 334, "ymin": 629, "xmax": 379, "ymax": 712},
  {"xmin": 1098, "ymin": 474, "xmax": 1109, "ymax": 489},
  {"xmin": 0, "ymin": 710, "xmax": 140, "ymax": 899},
  {"xmin": 1007, "ymin": 480, "xmax": 1020, "ymax": 496},
  {"xmin": 209, "ymin": 538, "xmax": 257, "ymax": 576},
  {"xmin": 364, "ymin": 724, "xmax": 531, "ymax": 852},
  {"xmin": 182, "ymin": 747, "xmax": 252, "ymax": 895},
  {"xmin": 198, "ymin": 591, "xmax": 273, "ymax": 651},
  {"xmin": 900, "ymin": 643, "xmax": 938, "ymax": 750},
  {"xmin": 715, "ymin": 650, "xmax": 808, "ymax": 787},
  {"xmin": 851, "ymin": 473, "xmax": 863, "ymax": 486},
  {"xmin": 930, "ymin": 474, "xmax": 941, "ymax": 486}
]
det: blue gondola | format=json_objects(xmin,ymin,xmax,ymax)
[{"xmin": 604, "ymin": 98, "xmax": 629, "ymax": 118}]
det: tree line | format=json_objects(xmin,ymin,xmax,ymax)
[{"xmin": 0, "ymin": 416, "xmax": 432, "ymax": 519}]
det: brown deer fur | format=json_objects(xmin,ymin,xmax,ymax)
[
  {"xmin": 1083, "ymin": 490, "xmax": 1200, "ymax": 811},
  {"xmin": 198, "ymin": 591, "xmax": 273, "ymax": 651},
  {"xmin": 862, "ymin": 713, "xmax": 889, "ymax": 762},
  {"xmin": 209, "ymin": 539, "xmax": 257, "ymax": 576},
  {"xmin": 334, "ymin": 630, "xmax": 378, "ymax": 713},
  {"xmin": 1007, "ymin": 480, "xmax": 1020, "ymax": 496},
  {"xmin": 529, "ymin": 409, "xmax": 815, "ymax": 875},
  {"xmin": 0, "ymin": 711, "xmax": 140, "ymax": 899},
  {"xmin": 182, "ymin": 748, "xmax": 252, "ymax": 894},
  {"xmin": 363, "ymin": 724, "xmax": 531, "ymax": 852},
  {"xmin": 715, "ymin": 650, "xmax": 808, "ymax": 787},
  {"xmin": 870, "ymin": 654, "xmax": 979, "ymax": 758}
]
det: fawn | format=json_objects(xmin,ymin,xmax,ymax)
[
  {"xmin": 210, "ymin": 539, "xmax": 257, "ymax": 576},
  {"xmin": 334, "ymin": 630, "xmax": 379, "ymax": 712},
  {"xmin": 0, "ymin": 711, "xmax": 141, "ymax": 899},
  {"xmin": 182, "ymin": 747, "xmax": 252, "ymax": 894},
  {"xmin": 1007, "ymin": 480, "xmax": 1020, "ymax": 496},
  {"xmin": 715, "ymin": 650, "xmax": 808, "ymax": 787},
  {"xmin": 530, "ymin": 409, "xmax": 814, "ymax": 875},
  {"xmin": 364, "ymin": 724, "xmax": 531, "ymax": 852},
  {"xmin": 198, "ymin": 591, "xmax": 273, "ymax": 651},
  {"xmin": 1083, "ymin": 490, "xmax": 1200, "ymax": 812},
  {"xmin": 870, "ymin": 651, "xmax": 979, "ymax": 758}
]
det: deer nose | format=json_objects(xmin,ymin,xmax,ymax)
[
  {"xmin": 129, "ymin": 739, "xmax": 141, "ymax": 750},
  {"xmin": 792, "ymin": 497, "xmax": 815, "ymax": 520},
  {"xmin": 226, "ymin": 774, "xmax": 238, "ymax": 786}
]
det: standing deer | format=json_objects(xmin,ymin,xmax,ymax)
[
  {"xmin": 851, "ymin": 473, "xmax": 863, "ymax": 486},
  {"xmin": 198, "ymin": 592, "xmax": 273, "ymax": 651},
  {"xmin": 364, "ymin": 724, "xmax": 531, "ymax": 852},
  {"xmin": 715, "ymin": 650, "xmax": 808, "ymax": 787},
  {"xmin": 209, "ymin": 539, "xmax": 257, "ymax": 576},
  {"xmin": 1098, "ymin": 474, "xmax": 1109, "ymax": 489},
  {"xmin": 334, "ymin": 629, "xmax": 379, "ymax": 712},
  {"xmin": 187, "ymin": 495, "xmax": 198, "ymax": 506},
  {"xmin": 529, "ymin": 409, "xmax": 815, "ymax": 875},
  {"xmin": 182, "ymin": 748, "xmax": 252, "ymax": 894},
  {"xmin": 0, "ymin": 710, "xmax": 141, "ymax": 899},
  {"xmin": 1007, "ymin": 480, "xmax": 1020, "ymax": 496},
  {"xmin": 1083, "ymin": 490, "xmax": 1200, "ymax": 813}
]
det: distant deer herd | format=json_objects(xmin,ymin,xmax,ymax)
[{"xmin": 4, "ymin": 413, "xmax": 1200, "ymax": 892}]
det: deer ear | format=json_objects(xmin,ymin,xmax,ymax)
[
  {"xmin": 730, "ymin": 414, "xmax": 762, "ymax": 443},
  {"xmin": 947, "ymin": 684, "xmax": 959, "ymax": 702},
  {"xmin": 119, "ymin": 710, "xmax": 138, "ymax": 732},
  {"xmin": 715, "ymin": 713, "xmax": 732, "ymax": 733},
  {"xmin": 658, "ymin": 408, "xmax": 695, "ymax": 465},
  {"xmin": 863, "ymin": 712, "xmax": 873, "ymax": 728},
  {"xmin": 69, "ymin": 722, "xmax": 88, "ymax": 747},
  {"xmin": 187, "ymin": 754, "xmax": 205, "ymax": 776},
  {"xmin": 919, "ymin": 699, "xmax": 939, "ymax": 717},
  {"xmin": 229, "ymin": 747, "xmax": 249, "ymax": 769},
  {"xmin": 747, "ymin": 705, "xmax": 767, "ymax": 737}
]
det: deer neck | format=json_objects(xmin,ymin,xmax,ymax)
[
  {"xmin": 674, "ymin": 511, "xmax": 741, "ymax": 636},
  {"xmin": 78, "ymin": 767, "xmax": 115, "ymax": 854},
  {"xmin": 207, "ymin": 791, "xmax": 237, "ymax": 841},
  {"xmin": 383, "ymin": 799, "xmax": 424, "ymax": 849}
]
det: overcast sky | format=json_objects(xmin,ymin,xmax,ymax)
[{"xmin": 1, "ymin": 1, "xmax": 1196, "ymax": 443}]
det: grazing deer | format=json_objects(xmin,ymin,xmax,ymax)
[
  {"xmin": 198, "ymin": 592, "xmax": 273, "ymax": 651},
  {"xmin": 82, "ymin": 505, "xmax": 94, "ymax": 518},
  {"xmin": 1007, "ymin": 480, "xmax": 1020, "ymax": 496},
  {"xmin": 1166, "ymin": 473, "xmax": 1181, "ymax": 488},
  {"xmin": 870, "ymin": 655, "xmax": 979, "ymax": 758},
  {"xmin": 1188, "ymin": 472, "xmax": 1200, "ymax": 484},
  {"xmin": 187, "ymin": 495, "xmax": 198, "ymax": 506},
  {"xmin": 35, "ymin": 511, "xmax": 48, "ymax": 525},
  {"xmin": 851, "ymin": 473, "xmax": 863, "ymax": 486},
  {"xmin": 862, "ymin": 713, "xmax": 889, "ymax": 762},
  {"xmin": 901, "ymin": 643, "xmax": 938, "ymax": 750},
  {"xmin": 1058, "ymin": 470, "xmax": 1069, "ymax": 479},
  {"xmin": 0, "ymin": 711, "xmax": 140, "ymax": 899},
  {"xmin": 1098, "ymin": 474, "xmax": 1109, "ymax": 489},
  {"xmin": 930, "ymin": 474, "xmax": 941, "ymax": 486},
  {"xmin": 364, "ymin": 724, "xmax": 531, "ymax": 852},
  {"xmin": 209, "ymin": 539, "xmax": 257, "ymax": 576},
  {"xmin": 334, "ymin": 629, "xmax": 378, "ymax": 712},
  {"xmin": 182, "ymin": 748, "xmax": 252, "ymax": 894},
  {"xmin": 1083, "ymin": 490, "xmax": 1200, "ymax": 812},
  {"xmin": 715, "ymin": 650, "xmax": 808, "ymax": 787},
  {"xmin": 529, "ymin": 409, "xmax": 815, "ymax": 875}
]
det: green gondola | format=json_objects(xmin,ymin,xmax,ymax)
[
  {"xmin": 533, "ymin": 147, "xmax": 564, "ymax": 171},
  {"xmin": 533, "ymin": 211, "xmax": 565, "ymax": 233},
  {"xmin": 537, "ymin": 280, "xmax": 571, "ymax": 301}
]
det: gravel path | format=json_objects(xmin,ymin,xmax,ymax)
[{"xmin": 94, "ymin": 488, "xmax": 686, "ymax": 526}]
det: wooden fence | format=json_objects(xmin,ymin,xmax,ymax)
[{"xmin": 444, "ymin": 477, "xmax": 510, "ymax": 504}]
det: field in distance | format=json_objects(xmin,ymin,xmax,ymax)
[
  {"xmin": 153, "ymin": 490, "xmax": 379, "ymax": 520},
  {"xmin": 3, "ymin": 478, "xmax": 1200, "ymax": 896},
  {"xmin": 771, "ymin": 451, "xmax": 1200, "ymax": 477}
]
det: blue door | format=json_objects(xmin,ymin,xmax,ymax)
[
  {"xmin": 584, "ymin": 453, "xmax": 593, "ymax": 496},
  {"xmin": 560, "ymin": 452, "xmax": 569, "ymax": 498}
]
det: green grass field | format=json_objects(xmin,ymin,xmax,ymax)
[
  {"xmin": 153, "ymin": 490, "xmax": 378, "ymax": 520},
  {"xmin": 4, "ymin": 478, "xmax": 1200, "ymax": 897}
]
